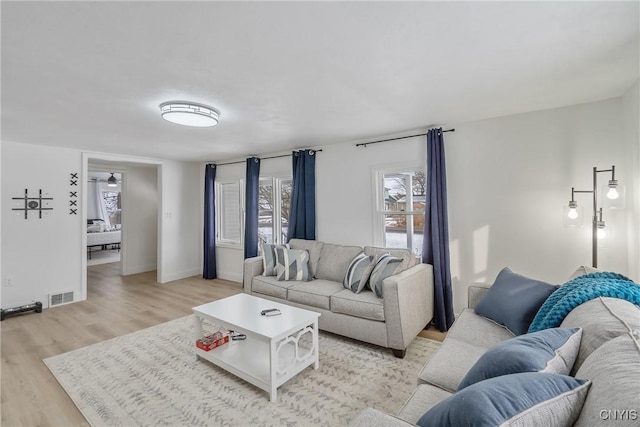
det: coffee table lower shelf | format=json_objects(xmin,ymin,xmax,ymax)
[{"xmin": 195, "ymin": 325, "xmax": 318, "ymax": 402}]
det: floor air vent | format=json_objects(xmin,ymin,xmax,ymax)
[{"xmin": 49, "ymin": 291, "xmax": 74, "ymax": 307}]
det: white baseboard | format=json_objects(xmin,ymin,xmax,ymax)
[
  {"xmin": 217, "ymin": 271, "xmax": 242, "ymax": 284},
  {"xmin": 123, "ymin": 263, "xmax": 158, "ymax": 276},
  {"xmin": 160, "ymin": 268, "xmax": 201, "ymax": 284}
]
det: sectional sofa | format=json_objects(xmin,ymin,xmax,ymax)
[
  {"xmin": 351, "ymin": 268, "xmax": 640, "ymax": 426},
  {"xmin": 243, "ymin": 238, "xmax": 434, "ymax": 357}
]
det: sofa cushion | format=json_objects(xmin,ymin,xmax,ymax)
[
  {"xmin": 417, "ymin": 373, "xmax": 591, "ymax": 427},
  {"xmin": 287, "ymin": 280, "xmax": 344, "ymax": 310},
  {"xmin": 396, "ymin": 384, "xmax": 453, "ymax": 425},
  {"xmin": 350, "ymin": 408, "xmax": 415, "ymax": 427},
  {"xmin": 475, "ymin": 267, "xmax": 557, "ymax": 335},
  {"xmin": 446, "ymin": 308, "xmax": 516, "ymax": 348},
  {"xmin": 275, "ymin": 247, "xmax": 312, "ymax": 281},
  {"xmin": 369, "ymin": 254, "xmax": 402, "ymax": 298},
  {"xmin": 252, "ymin": 275, "xmax": 299, "ymax": 299},
  {"xmin": 458, "ymin": 328, "xmax": 582, "ymax": 390},
  {"xmin": 288, "ymin": 239, "xmax": 323, "ymax": 277},
  {"xmin": 261, "ymin": 243, "xmax": 289, "ymax": 276},
  {"xmin": 330, "ymin": 289, "xmax": 384, "ymax": 321},
  {"xmin": 574, "ymin": 333, "xmax": 640, "ymax": 427},
  {"xmin": 363, "ymin": 246, "xmax": 417, "ymax": 273},
  {"xmin": 315, "ymin": 243, "xmax": 363, "ymax": 282},
  {"xmin": 560, "ymin": 297, "xmax": 640, "ymax": 373},
  {"xmin": 418, "ymin": 309, "xmax": 515, "ymax": 392},
  {"xmin": 343, "ymin": 253, "xmax": 375, "ymax": 293},
  {"xmin": 417, "ymin": 337, "xmax": 487, "ymax": 393}
]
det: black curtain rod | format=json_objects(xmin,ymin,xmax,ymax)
[
  {"xmin": 213, "ymin": 149, "xmax": 323, "ymax": 166},
  {"xmin": 355, "ymin": 129, "xmax": 455, "ymax": 148}
]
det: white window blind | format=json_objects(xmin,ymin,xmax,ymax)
[{"xmin": 219, "ymin": 182, "xmax": 241, "ymax": 244}]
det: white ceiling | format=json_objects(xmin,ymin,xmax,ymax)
[{"xmin": 2, "ymin": 1, "xmax": 638, "ymax": 162}]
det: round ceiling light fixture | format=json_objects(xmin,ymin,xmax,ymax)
[{"xmin": 159, "ymin": 101, "xmax": 220, "ymax": 127}]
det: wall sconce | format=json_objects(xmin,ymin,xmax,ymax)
[{"xmin": 564, "ymin": 165, "xmax": 624, "ymax": 267}]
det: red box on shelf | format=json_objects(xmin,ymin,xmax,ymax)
[{"xmin": 196, "ymin": 332, "xmax": 229, "ymax": 351}]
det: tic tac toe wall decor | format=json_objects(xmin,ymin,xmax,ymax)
[{"xmin": 12, "ymin": 189, "xmax": 53, "ymax": 219}]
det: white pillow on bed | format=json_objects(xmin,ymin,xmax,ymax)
[{"xmin": 88, "ymin": 221, "xmax": 110, "ymax": 232}]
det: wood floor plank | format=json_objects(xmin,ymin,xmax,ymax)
[
  {"xmin": 1, "ymin": 263, "xmax": 242, "ymax": 427},
  {"xmin": 1, "ymin": 262, "xmax": 444, "ymax": 427}
]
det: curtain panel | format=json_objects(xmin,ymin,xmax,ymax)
[
  {"xmin": 203, "ymin": 164, "xmax": 217, "ymax": 279},
  {"xmin": 287, "ymin": 149, "xmax": 317, "ymax": 241},
  {"xmin": 244, "ymin": 157, "xmax": 261, "ymax": 258},
  {"xmin": 422, "ymin": 128, "xmax": 455, "ymax": 331}
]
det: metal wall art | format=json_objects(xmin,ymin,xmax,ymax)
[
  {"xmin": 12, "ymin": 189, "xmax": 53, "ymax": 219},
  {"xmin": 69, "ymin": 172, "xmax": 78, "ymax": 215}
]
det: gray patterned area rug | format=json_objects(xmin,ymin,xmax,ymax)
[{"xmin": 44, "ymin": 316, "xmax": 440, "ymax": 427}]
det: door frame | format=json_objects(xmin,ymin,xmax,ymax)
[{"xmin": 81, "ymin": 152, "xmax": 163, "ymax": 301}]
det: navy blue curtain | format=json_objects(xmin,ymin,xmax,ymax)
[
  {"xmin": 422, "ymin": 128, "xmax": 455, "ymax": 331},
  {"xmin": 203, "ymin": 164, "xmax": 217, "ymax": 279},
  {"xmin": 287, "ymin": 149, "xmax": 316, "ymax": 241},
  {"xmin": 244, "ymin": 157, "xmax": 261, "ymax": 258}
]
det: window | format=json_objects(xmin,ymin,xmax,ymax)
[
  {"xmin": 217, "ymin": 181, "xmax": 242, "ymax": 245},
  {"xmin": 375, "ymin": 167, "xmax": 425, "ymax": 255},
  {"xmin": 102, "ymin": 190, "xmax": 121, "ymax": 228},
  {"xmin": 258, "ymin": 177, "xmax": 292, "ymax": 246}
]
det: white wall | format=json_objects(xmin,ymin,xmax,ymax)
[
  {"xmin": 215, "ymin": 96, "xmax": 637, "ymax": 314},
  {"xmin": 316, "ymin": 139, "xmax": 425, "ymax": 246},
  {"xmin": 0, "ymin": 141, "xmax": 202, "ymax": 309},
  {"xmin": 121, "ymin": 166, "xmax": 158, "ymax": 275},
  {"xmin": 445, "ymin": 98, "xmax": 632, "ymax": 312},
  {"xmin": 157, "ymin": 160, "xmax": 201, "ymax": 283},
  {"xmin": 316, "ymin": 99, "xmax": 637, "ymax": 312},
  {"xmin": 1, "ymin": 142, "xmax": 83, "ymax": 307},
  {"xmin": 622, "ymin": 79, "xmax": 640, "ymax": 282}
]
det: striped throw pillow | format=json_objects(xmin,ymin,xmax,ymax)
[
  {"xmin": 261, "ymin": 243, "xmax": 289, "ymax": 276},
  {"xmin": 343, "ymin": 253, "xmax": 375, "ymax": 293},
  {"xmin": 369, "ymin": 253, "xmax": 402, "ymax": 297},
  {"xmin": 275, "ymin": 247, "xmax": 312, "ymax": 281}
]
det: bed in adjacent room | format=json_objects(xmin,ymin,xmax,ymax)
[{"xmin": 87, "ymin": 219, "xmax": 121, "ymax": 259}]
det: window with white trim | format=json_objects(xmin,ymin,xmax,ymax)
[
  {"xmin": 258, "ymin": 177, "xmax": 292, "ymax": 246},
  {"xmin": 216, "ymin": 181, "xmax": 242, "ymax": 246},
  {"xmin": 374, "ymin": 167, "xmax": 426, "ymax": 256}
]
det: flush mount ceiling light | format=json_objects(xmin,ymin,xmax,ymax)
[
  {"xmin": 107, "ymin": 173, "xmax": 118, "ymax": 187},
  {"xmin": 159, "ymin": 101, "xmax": 219, "ymax": 127}
]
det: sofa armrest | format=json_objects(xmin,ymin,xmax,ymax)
[
  {"xmin": 383, "ymin": 263, "xmax": 434, "ymax": 351},
  {"xmin": 467, "ymin": 282, "xmax": 491, "ymax": 309},
  {"xmin": 349, "ymin": 408, "xmax": 415, "ymax": 427},
  {"xmin": 243, "ymin": 256, "xmax": 264, "ymax": 294}
]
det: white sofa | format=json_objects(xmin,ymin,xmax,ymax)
[{"xmin": 243, "ymin": 238, "xmax": 434, "ymax": 357}]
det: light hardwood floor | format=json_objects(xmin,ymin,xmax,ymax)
[
  {"xmin": 1, "ymin": 262, "xmax": 242, "ymax": 427},
  {"xmin": 1, "ymin": 262, "xmax": 445, "ymax": 426}
]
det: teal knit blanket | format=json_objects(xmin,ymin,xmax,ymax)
[{"xmin": 528, "ymin": 272, "xmax": 640, "ymax": 333}]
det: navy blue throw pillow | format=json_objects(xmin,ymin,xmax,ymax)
[
  {"xmin": 474, "ymin": 267, "xmax": 556, "ymax": 335},
  {"xmin": 417, "ymin": 373, "xmax": 591, "ymax": 427}
]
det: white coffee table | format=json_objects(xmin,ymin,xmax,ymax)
[{"xmin": 192, "ymin": 293, "xmax": 320, "ymax": 402}]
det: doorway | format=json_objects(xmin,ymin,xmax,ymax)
[
  {"xmin": 82, "ymin": 154, "xmax": 161, "ymax": 301},
  {"xmin": 86, "ymin": 170, "xmax": 122, "ymax": 267}
]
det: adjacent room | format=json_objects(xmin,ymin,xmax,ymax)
[
  {"xmin": 86, "ymin": 171, "xmax": 122, "ymax": 266},
  {"xmin": 1, "ymin": 1, "xmax": 638, "ymax": 426}
]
